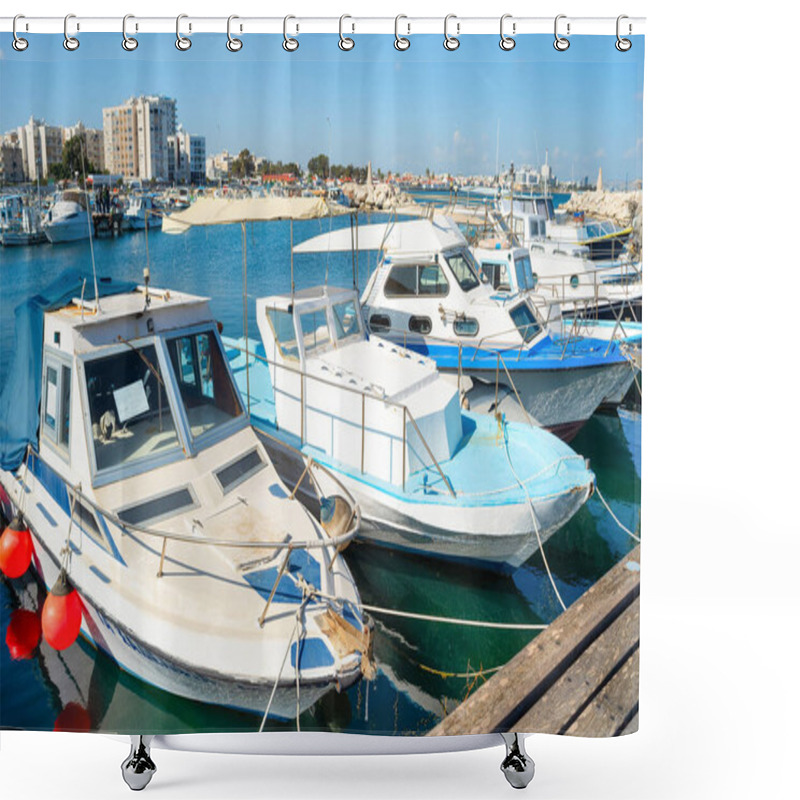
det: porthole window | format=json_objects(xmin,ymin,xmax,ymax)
[
  {"xmin": 531, "ymin": 272, "xmax": 539, "ymax": 288},
  {"xmin": 369, "ymin": 314, "xmax": 391, "ymax": 333},
  {"xmin": 453, "ymin": 317, "xmax": 479, "ymax": 337},
  {"xmin": 570, "ymin": 275, "xmax": 580, "ymax": 289},
  {"xmin": 408, "ymin": 316, "xmax": 432, "ymax": 335}
]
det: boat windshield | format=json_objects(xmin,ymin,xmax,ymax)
[
  {"xmin": 166, "ymin": 330, "xmax": 243, "ymax": 441},
  {"xmin": 514, "ymin": 256, "xmax": 534, "ymax": 292},
  {"xmin": 84, "ymin": 343, "xmax": 181, "ymax": 473},
  {"xmin": 445, "ymin": 250, "xmax": 481, "ymax": 292},
  {"xmin": 299, "ymin": 308, "xmax": 332, "ymax": 357},
  {"xmin": 509, "ymin": 302, "xmax": 542, "ymax": 344},
  {"xmin": 332, "ymin": 299, "xmax": 363, "ymax": 342}
]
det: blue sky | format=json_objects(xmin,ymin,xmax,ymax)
[{"xmin": 1, "ymin": 33, "xmax": 643, "ymax": 181}]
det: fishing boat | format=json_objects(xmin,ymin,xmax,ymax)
[
  {"xmin": 42, "ymin": 190, "xmax": 91, "ymax": 244},
  {"xmin": 122, "ymin": 195, "xmax": 163, "ymax": 231},
  {"xmin": 294, "ymin": 217, "xmax": 633, "ymax": 441},
  {"xmin": 0, "ymin": 195, "xmax": 46, "ymax": 246},
  {"xmin": 223, "ymin": 284, "xmax": 595, "ymax": 570},
  {"xmin": 0, "ymin": 270, "xmax": 370, "ymax": 720}
]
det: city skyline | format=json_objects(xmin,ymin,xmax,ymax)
[{"xmin": 1, "ymin": 33, "xmax": 644, "ymax": 182}]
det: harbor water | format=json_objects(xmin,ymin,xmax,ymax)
[{"xmin": 0, "ymin": 213, "xmax": 639, "ymax": 734}]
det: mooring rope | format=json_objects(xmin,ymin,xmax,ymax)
[{"xmin": 595, "ymin": 486, "xmax": 641, "ymax": 542}]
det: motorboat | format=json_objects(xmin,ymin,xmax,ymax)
[
  {"xmin": 0, "ymin": 271, "xmax": 369, "ymax": 721},
  {"xmin": 0, "ymin": 195, "xmax": 46, "ymax": 246},
  {"xmin": 294, "ymin": 217, "xmax": 633, "ymax": 441},
  {"xmin": 224, "ymin": 284, "xmax": 595, "ymax": 571},
  {"xmin": 122, "ymin": 195, "xmax": 162, "ymax": 231},
  {"xmin": 42, "ymin": 190, "xmax": 91, "ymax": 244}
]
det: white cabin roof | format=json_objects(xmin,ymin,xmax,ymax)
[{"xmin": 260, "ymin": 284, "xmax": 358, "ymax": 313}]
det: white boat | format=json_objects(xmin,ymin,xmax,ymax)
[
  {"xmin": 224, "ymin": 285, "xmax": 594, "ymax": 570},
  {"xmin": 295, "ymin": 217, "xmax": 633, "ymax": 441},
  {"xmin": 0, "ymin": 274, "xmax": 369, "ymax": 720},
  {"xmin": 122, "ymin": 195, "xmax": 162, "ymax": 231},
  {"xmin": 42, "ymin": 190, "xmax": 91, "ymax": 244},
  {"xmin": 0, "ymin": 195, "xmax": 46, "ymax": 246}
]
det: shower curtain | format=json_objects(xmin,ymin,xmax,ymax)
[{"xmin": 0, "ymin": 22, "xmax": 643, "ymax": 740}]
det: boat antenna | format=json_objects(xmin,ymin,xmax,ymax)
[{"xmin": 79, "ymin": 140, "xmax": 100, "ymax": 313}]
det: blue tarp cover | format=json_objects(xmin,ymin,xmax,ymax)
[{"xmin": 0, "ymin": 270, "xmax": 138, "ymax": 471}]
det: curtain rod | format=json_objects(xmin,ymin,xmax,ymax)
[{"xmin": 1, "ymin": 16, "xmax": 646, "ymax": 37}]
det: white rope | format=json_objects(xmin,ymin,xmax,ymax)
[
  {"xmin": 501, "ymin": 420, "xmax": 567, "ymax": 612},
  {"xmin": 595, "ymin": 486, "xmax": 641, "ymax": 542}
]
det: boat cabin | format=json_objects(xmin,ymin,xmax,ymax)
[
  {"xmin": 255, "ymin": 285, "xmax": 462, "ymax": 486},
  {"xmin": 39, "ymin": 286, "xmax": 248, "ymax": 494}
]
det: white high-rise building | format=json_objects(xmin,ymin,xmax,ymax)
[
  {"xmin": 16, "ymin": 116, "xmax": 63, "ymax": 180},
  {"xmin": 103, "ymin": 96, "xmax": 177, "ymax": 181},
  {"xmin": 168, "ymin": 127, "xmax": 206, "ymax": 185}
]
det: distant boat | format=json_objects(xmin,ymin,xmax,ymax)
[
  {"xmin": 0, "ymin": 194, "xmax": 46, "ymax": 246},
  {"xmin": 295, "ymin": 218, "xmax": 633, "ymax": 441},
  {"xmin": 0, "ymin": 274, "xmax": 369, "ymax": 719},
  {"xmin": 122, "ymin": 195, "xmax": 162, "ymax": 231},
  {"xmin": 42, "ymin": 190, "xmax": 90, "ymax": 244},
  {"xmin": 225, "ymin": 285, "xmax": 595, "ymax": 571}
]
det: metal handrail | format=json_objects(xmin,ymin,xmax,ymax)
[{"xmin": 226, "ymin": 340, "xmax": 457, "ymax": 496}]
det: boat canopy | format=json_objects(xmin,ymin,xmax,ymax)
[
  {"xmin": 162, "ymin": 196, "xmax": 349, "ymax": 233},
  {"xmin": 293, "ymin": 217, "xmax": 467, "ymax": 256},
  {"xmin": 0, "ymin": 270, "xmax": 138, "ymax": 470}
]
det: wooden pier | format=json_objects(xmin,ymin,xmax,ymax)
[
  {"xmin": 91, "ymin": 210, "xmax": 124, "ymax": 237},
  {"xmin": 427, "ymin": 545, "xmax": 641, "ymax": 738}
]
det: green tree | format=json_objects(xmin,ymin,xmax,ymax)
[
  {"xmin": 231, "ymin": 148, "xmax": 255, "ymax": 179},
  {"xmin": 49, "ymin": 134, "xmax": 96, "ymax": 182},
  {"xmin": 307, "ymin": 154, "xmax": 330, "ymax": 178}
]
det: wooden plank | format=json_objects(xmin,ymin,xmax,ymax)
[
  {"xmin": 620, "ymin": 711, "xmax": 639, "ymax": 736},
  {"xmin": 513, "ymin": 597, "xmax": 639, "ymax": 734},
  {"xmin": 428, "ymin": 546, "xmax": 640, "ymax": 736},
  {"xmin": 565, "ymin": 648, "xmax": 640, "ymax": 738}
]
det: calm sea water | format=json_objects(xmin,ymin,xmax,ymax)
[{"xmin": 0, "ymin": 209, "xmax": 639, "ymax": 735}]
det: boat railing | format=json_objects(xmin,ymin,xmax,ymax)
[{"xmin": 225, "ymin": 342, "xmax": 457, "ymax": 498}]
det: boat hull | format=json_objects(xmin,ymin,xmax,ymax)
[
  {"xmin": 43, "ymin": 218, "xmax": 89, "ymax": 243},
  {"xmin": 459, "ymin": 360, "xmax": 633, "ymax": 442}
]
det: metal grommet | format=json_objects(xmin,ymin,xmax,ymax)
[
  {"xmin": 616, "ymin": 15, "xmax": 632, "ymax": 51},
  {"xmin": 227, "ymin": 15, "xmax": 243, "ymax": 51},
  {"xmin": 394, "ymin": 15, "xmax": 410, "ymax": 51},
  {"xmin": 122, "ymin": 14, "xmax": 138, "ymax": 51},
  {"xmin": 499, "ymin": 14, "xmax": 515, "ymax": 51},
  {"xmin": 554, "ymin": 14, "xmax": 570, "ymax": 51},
  {"xmin": 283, "ymin": 15, "xmax": 299, "ymax": 52},
  {"xmin": 176, "ymin": 14, "xmax": 191, "ymax": 51},
  {"xmin": 12, "ymin": 15, "xmax": 29, "ymax": 52},
  {"xmin": 63, "ymin": 14, "xmax": 79, "ymax": 51},
  {"xmin": 339, "ymin": 15, "xmax": 354, "ymax": 51},
  {"xmin": 444, "ymin": 14, "xmax": 460, "ymax": 51}
]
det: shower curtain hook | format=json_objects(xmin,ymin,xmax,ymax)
[
  {"xmin": 499, "ymin": 14, "xmax": 515, "ymax": 51},
  {"xmin": 554, "ymin": 14, "xmax": 570, "ymax": 51},
  {"xmin": 616, "ymin": 15, "xmax": 632, "ymax": 51},
  {"xmin": 283, "ymin": 15, "xmax": 299, "ymax": 51},
  {"xmin": 394, "ymin": 15, "xmax": 410, "ymax": 51},
  {"xmin": 444, "ymin": 14, "xmax": 460, "ymax": 51},
  {"xmin": 227, "ymin": 15, "xmax": 243, "ymax": 51},
  {"xmin": 122, "ymin": 15, "xmax": 138, "ymax": 51},
  {"xmin": 339, "ymin": 15, "xmax": 354, "ymax": 51},
  {"xmin": 176, "ymin": 14, "xmax": 192, "ymax": 51},
  {"xmin": 63, "ymin": 14, "xmax": 79, "ymax": 51},
  {"xmin": 12, "ymin": 15, "xmax": 29, "ymax": 51}
]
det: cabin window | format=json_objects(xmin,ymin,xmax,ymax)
[
  {"xmin": 42, "ymin": 358, "xmax": 71, "ymax": 453},
  {"xmin": 299, "ymin": 309, "xmax": 332, "ymax": 356},
  {"xmin": 332, "ymin": 300, "xmax": 362, "ymax": 341},
  {"xmin": 514, "ymin": 256, "xmax": 534, "ymax": 292},
  {"xmin": 369, "ymin": 314, "xmax": 391, "ymax": 333},
  {"xmin": 445, "ymin": 251, "xmax": 481, "ymax": 292},
  {"xmin": 570, "ymin": 275, "xmax": 580, "ymax": 289},
  {"xmin": 509, "ymin": 303, "xmax": 542, "ymax": 344},
  {"xmin": 530, "ymin": 272, "xmax": 539, "ymax": 289},
  {"xmin": 73, "ymin": 495, "xmax": 107, "ymax": 549},
  {"xmin": 385, "ymin": 265, "xmax": 448, "ymax": 297},
  {"xmin": 453, "ymin": 317, "xmax": 479, "ymax": 337},
  {"xmin": 384, "ymin": 265, "xmax": 418, "ymax": 297},
  {"xmin": 265, "ymin": 308, "xmax": 299, "ymax": 361},
  {"xmin": 482, "ymin": 263, "xmax": 510, "ymax": 292},
  {"xmin": 84, "ymin": 344, "xmax": 181, "ymax": 473},
  {"xmin": 408, "ymin": 316, "xmax": 432, "ymax": 335},
  {"xmin": 166, "ymin": 331, "xmax": 243, "ymax": 441}
]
